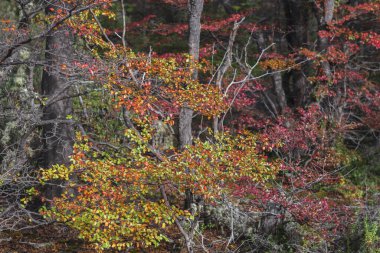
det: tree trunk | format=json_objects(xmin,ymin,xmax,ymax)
[
  {"xmin": 283, "ymin": 0, "xmax": 312, "ymax": 107},
  {"xmin": 40, "ymin": 7, "xmax": 74, "ymax": 199},
  {"xmin": 181, "ymin": 0, "xmax": 204, "ymax": 212},
  {"xmin": 318, "ymin": 0, "xmax": 335, "ymax": 80},
  {"xmin": 179, "ymin": 0, "xmax": 204, "ymax": 150},
  {"xmin": 179, "ymin": 2, "xmax": 204, "ymax": 252},
  {"xmin": 273, "ymin": 72, "xmax": 286, "ymax": 114}
]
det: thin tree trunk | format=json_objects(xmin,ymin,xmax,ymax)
[
  {"xmin": 179, "ymin": 0, "xmax": 204, "ymax": 150},
  {"xmin": 179, "ymin": 0, "xmax": 203, "ymax": 213},
  {"xmin": 181, "ymin": 0, "xmax": 204, "ymax": 213},
  {"xmin": 179, "ymin": 1, "xmax": 204, "ymax": 252},
  {"xmin": 319, "ymin": 0, "xmax": 335, "ymax": 80},
  {"xmin": 213, "ymin": 19, "xmax": 242, "ymax": 132},
  {"xmin": 273, "ymin": 72, "xmax": 286, "ymax": 114}
]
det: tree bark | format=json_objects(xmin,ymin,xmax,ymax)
[
  {"xmin": 179, "ymin": 0, "xmax": 204, "ymax": 150},
  {"xmin": 318, "ymin": 0, "xmax": 335, "ymax": 80},
  {"xmin": 283, "ymin": 0, "xmax": 312, "ymax": 107},
  {"xmin": 179, "ymin": 2, "xmax": 204, "ymax": 252},
  {"xmin": 40, "ymin": 7, "xmax": 74, "ymax": 199},
  {"xmin": 273, "ymin": 72, "xmax": 287, "ymax": 114},
  {"xmin": 213, "ymin": 19, "xmax": 241, "ymax": 132}
]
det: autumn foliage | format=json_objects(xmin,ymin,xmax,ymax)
[{"xmin": 0, "ymin": 0, "xmax": 379, "ymax": 252}]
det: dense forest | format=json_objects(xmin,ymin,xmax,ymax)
[{"xmin": 0, "ymin": 0, "xmax": 379, "ymax": 252}]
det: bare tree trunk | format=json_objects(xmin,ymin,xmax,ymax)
[
  {"xmin": 283, "ymin": 0, "xmax": 312, "ymax": 107},
  {"xmin": 213, "ymin": 19, "xmax": 242, "ymax": 132},
  {"xmin": 318, "ymin": 0, "xmax": 335, "ymax": 80},
  {"xmin": 273, "ymin": 72, "xmax": 286, "ymax": 114},
  {"xmin": 181, "ymin": 0, "xmax": 204, "ymax": 213},
  {"xmin": 179, "ymin": 1, "xmax": 204, "ymax": 252},
  {"xmin": 41, "ymin": 7, "xmax": 74, "ymax": 199},
  {"xmin": 179, "ymin": 0, "xmax": 204, "ymax": 150}
]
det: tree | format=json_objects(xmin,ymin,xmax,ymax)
[
  {"xmin": 0, "ymin": 0, "xmax": 113, "ymax": 235},
  {"xmin": 0, "ymin": 0, "xmax": 379, "ymax": 252},
  {"xmin": 41, "ymin": 4, "xmax": 74, "ymax": 199},
  {"xmin": 179, "ymin": 0, "xmax": 204, "ymax": 150}
]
